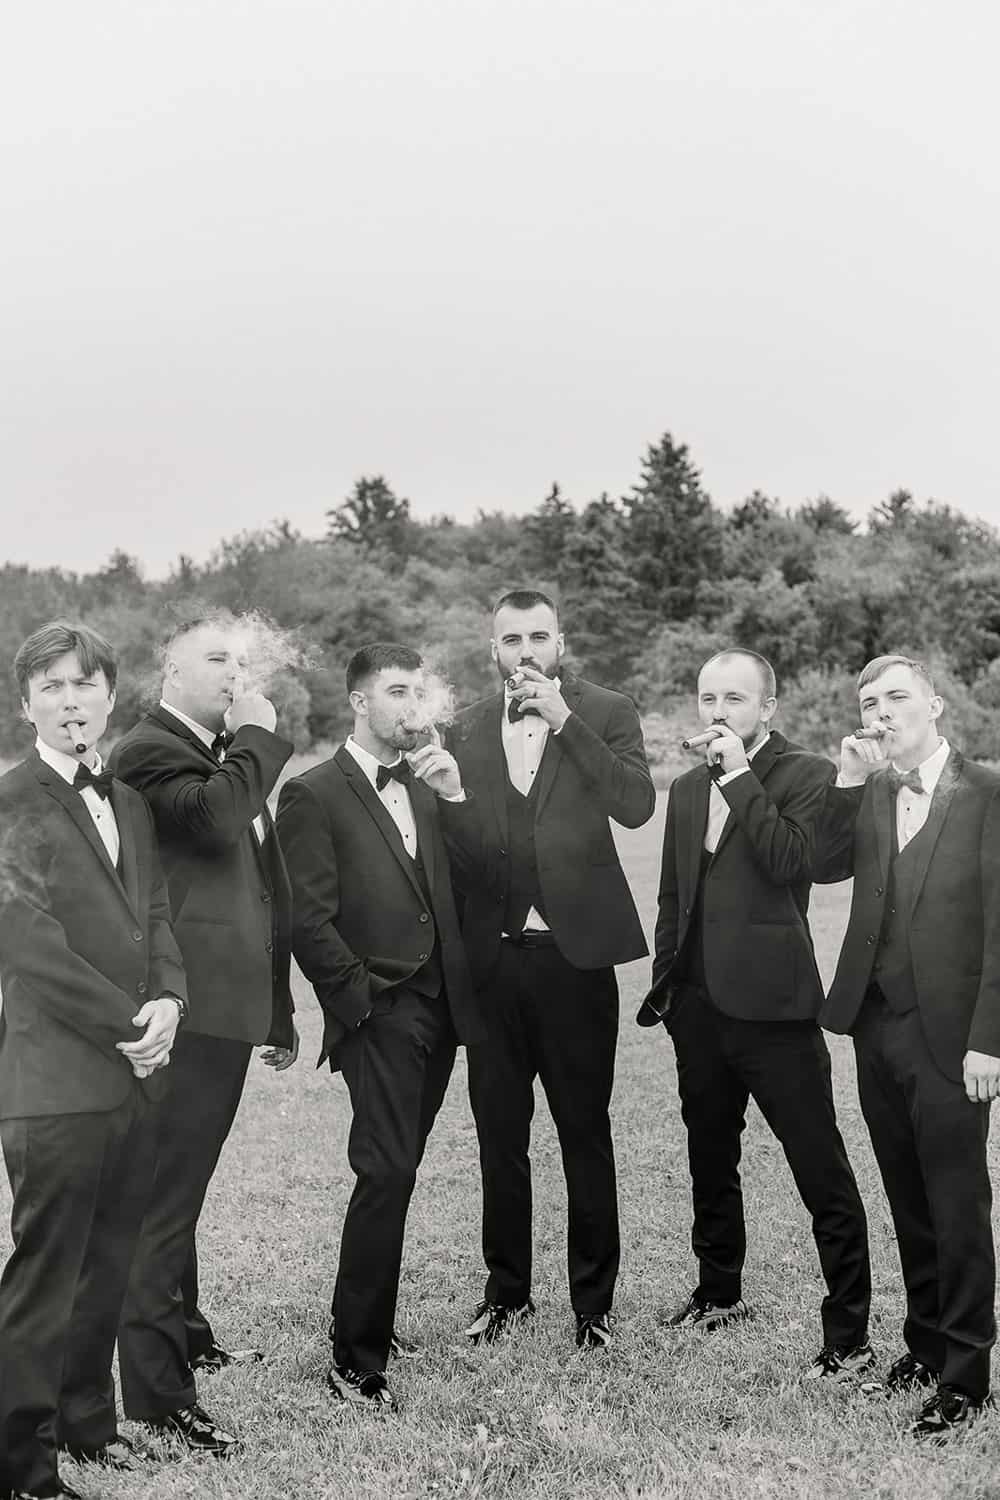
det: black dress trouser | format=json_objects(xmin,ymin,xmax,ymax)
[
  {"xmin": 853, "ymin": 995, "xmax": 995, "ymax": 1398},
  {"xmin": 0, "ymin": 1086, "xmax": 156, "ymax": 1498},
  {"xmin": 466, "ymin": 940, "xmax": 621, "ymax": 1316},
  {"xmin": 118, "ymin": 1030, "xmax": 252, "ymax": 1421},
  {"xmin": 670, "ymin": 986, "xmax": 871, "ymax": 1347},
  {"xmin": 333, "ymin": 985, "xmax": 456, "ymax": 1376}
]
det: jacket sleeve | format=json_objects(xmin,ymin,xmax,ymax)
[
  {"xmin": 437, "ymin": 792, "xmax": 491, "ymax": 892},
  {"xmin": 650, "ymin": 784, "xmax": 681, "ymax": 992},
  {"xmin": 811, "ymin": 782, "xmax": 866, "ymax": 884},
  {"xmin": 112, "ymin": 725, "xmax": 293, "ymax": 852},
  {"xmin": 555, "ymin": 693, "xmax": 655, "ymax": 829},
  {"xmin": 717, "ymin": 753, "xmax": 835, "ymax": 886},
  {"xmin": 967, "ymin": 787, "xmax": 1000, "ymax": 1059},
  {"xmin": 275, "ymin": 777, "xmax": 373, "ymax": 1031}
]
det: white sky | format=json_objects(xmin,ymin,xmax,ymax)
[{"xmin": 3, "ymin": 0, "xmax": 998, "ymax": 576}]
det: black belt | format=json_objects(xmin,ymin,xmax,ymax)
[{"xmin": 502, "ymin": 930, "xmax": 557, "ymax": 949}]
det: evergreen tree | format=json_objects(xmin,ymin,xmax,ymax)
[
  {"xmin": 621, "ymin": 433, "xmax": 722, "ymax": 621},
  {"xmin": 521, "ymin": 483, "xmax": 576, "ymax": 577},
  {"xmin": 326, "ymin": 475, "xmax": 413, "ymax": 559},
  {"xmin": 560, "ymin": 495, "xmax": 642, "ymax": 686}
]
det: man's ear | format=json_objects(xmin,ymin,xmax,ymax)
[
  {"xmin": 20, "ymin": 698, "xmax": 34, "ymax": 728},
  {"xmin": 760, "ymin": 695, "xmax": 778, "ymax": 725},
  {"xmin": 349, "ymin": 688, "xmax": 367, "ymax": 717},
  {"xmin": 555, "ymin": 633, "xmax": 565, "ymax": 661},
  {"xmin": 929, "ymin": 693, "xmax": 944, "ymax": 724},
  {"xmin": 489, "ymin": 639, "xmax": 499, "ymax": 663}
]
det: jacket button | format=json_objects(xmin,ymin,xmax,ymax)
[
  {"xmin": 261, "ymin": 892, "xmax": 272, "ymax": 903},
  {"xmin": 265, "ymin": 940, "xmax": 274, "ymax": 953},
  {"xmin": 132, "ymin": 930, "xmax": 143, "ymax": 942},
  {"xmin": 684, "ymin": 905, "xmax": 691, "ymax": 916},
  {"xmin": 419, "ymin": 913, "xmax": 429, "ymax": 924},
  {"xmin": 418, "ymin": 951, "xmax": 428, "ymax": 961},
  {"xmin": 137, "ymin": 980, "xmax": 148, "ymax": 994},
  {"xmin": 499, "ymin": 848, "xmax": 507, "ymax": 856},
  {"xmin": 875, "ymin": 887, "xmax": 884, "ymax": 897},
  {"xmin": 866, "ymin": 935, "xmax": 876, "ymax": 945}
]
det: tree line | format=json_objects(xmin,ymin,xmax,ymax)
[{"xmin": 3, "ymin": 432, "xmax": 998, "ymax": 772}]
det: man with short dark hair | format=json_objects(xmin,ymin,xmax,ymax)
[
  {"xmin": 110, "ymin": 612, "xmax": 297, "ymax": 1456},
  {"xmin": 637, "ymin": 648, "xmax": 871, "ymax": 1378},
  {"xmin": 277, "ymin": 643, "xmax": 483, "ymax": 1409},
  {"xmin": 815, "ymin": 654, "xmax": 1000, "ymax": 1439},
  {"xmin": 440, "ymin": 590, "xmax": 654, "ymax": 1350},
  {"xmin": 0, "ymin": 620, "xmax": 187, "ymax": 1500}
]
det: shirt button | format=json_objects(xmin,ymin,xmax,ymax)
[
  {"xmin": 132, "ymin": 930, "xmax": 143, "ymax": 942},
  {"xmin": 419, "ymin": 913, "xmax": 429, "ymax": 924},
  {"xmin": 418, "ymin": 951, "xmax": 428, "ymax": 961}
]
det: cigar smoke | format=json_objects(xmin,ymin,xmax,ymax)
[
  {"xmin": 854, "ymin": 725, "xmax": 888, "ymax": 741},
  {"xmin": 65, "ymin": 720, "xmax": 87, "ymax": 754},
  {"xmin": 410, "ymin": 665, "xmax": 457, "ymax": 746},
  {"xmin": 681, "ymin": 727, "xmax": 725, "ymax": 751},
  {"xmin": 228, "ymin": 611, "xmax": 318, "ymax": 696}
]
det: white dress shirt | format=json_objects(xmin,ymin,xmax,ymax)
[
  {"xmin": 893, "ymin": 738, "xmax": 950, "ymax": 851},
  {"xmin": 344, "ymin": 735, "xmax": 418, "ymax": 859},
  {"xmin": 159, "ymin": 699, "xmax": 266, "ymax": 844},
  {"xmin": 703, "ymin": 732, "xmax": 771, "ymax": 854},
  {"xmin": 36, "ymin": 737, "xmax": 120, "ymax": 866},
  {"xmin": 500, "ymin": 679, "xmax": 564, "ymax": 932}
]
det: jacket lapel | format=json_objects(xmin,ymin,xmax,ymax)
[
  {"xmin": 335, "ymin": 747, "xmax": 425, "ymax": 904},
  {"xmin": 483, "ymin": 696, "xmax": 510, "ymax": 846},
  {"xmin": 687, "ymin": 767, "xmax": 711, "ymax": 900},
  {"xmin": 411, "ymin": 780, "xmax": 437, "ymax": 890},
  {"xmin": 906, "ymin": 749, "xmax": 963, "ymax": 915},
  {"xmin": 534, "ymin": 673, "xmax": 581, "ymax": 821},
  {"xmin": 30, "ymin": 755, "xmax": 138, "ymax": 916},
  {"xmin": 711, "ymin": 731, "xmax": 784, "ymax": 861},
  {"xmin": 872, "ymin": 769, "xmax": 893, "ymax": 883},
  {"xmin": 110, "ymin": 783, "xmax": 141, "ymax": 912},
  {"xmin": 148, "ymin": 704, "xmax": 219, "ymax": 766}
]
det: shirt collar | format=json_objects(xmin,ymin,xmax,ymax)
[
  {"xmin": 344, "ymin": 734, "xmax": 405, "ymax": 790},
  {"xmin": 36, "ymin": 736, "xmax": 103, "ymax": 786},
  {"xmin": 159, "ymin": 698, "xmax": 218, "ymax": 750},
  {"xmin": 892, "ymin": 737, "xmax": 950, "ymax": 796},
  {"xmin": 746, "ymin": 730, "xmax": 771, "ymax": 761}
]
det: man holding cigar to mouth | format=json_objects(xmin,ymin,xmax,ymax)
[
  {"xmin": 438, "ymin": 588, "xmax": 654, "ymax": 1351},
  {"xmin": 109, "ymin": 611, "xmax": 297, "ymax": 1457},
  {"xmin": 637, "ymin": 648, "xmax": 871, "ymax": 1378},
  {"xmin": 813, "ymin": 655, "xmax": 1000, "ymax": 1439},
  {"xmin": 0, "ymin": 621, "xmax": 187, "ymax": 1500}
]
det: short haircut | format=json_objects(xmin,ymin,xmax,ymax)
[
  {"xmin": 492, "ymin": 588, "xmax": 559, "ymax": 622},
  {"xmin": 158, "ymin": 607, "xmax": 239, "ymax": 676},
  {"xmin": 346, "ymin": 642, "xmax": 424, "ymax": 694},
  {"xmin": 701, "ymin": 648, "xmax": 777, "ymax": 699},
  {"xmin": 857, "ymin": 654, "xmax": 935, "ymax": 694},
  {"xmin": 14, "ymin": 620, "xmax": 118, "ymax": 700}
]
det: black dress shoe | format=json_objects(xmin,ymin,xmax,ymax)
[
  {"xmin": 803, "ymin": 1341, "xmax": 875, "ymax": 1382},
  {"xmin": 63, "ymin": 1432, "xmax": 156, "ymax": 1470},
  {"xmin": 666, "ymin": 1288, "xmax": 749, "ymax": 1332},
  {"xmin": 886, "ymin": 1351, "xmax": 939, "ymax": 1393},
  {"xmin": 190, "ymin": 1343, "xmax": 263, "ymax": 1374},
  {"xmin": 464, "ymin": 1298, "xmax": 536, "ymax": 1345},
  {"xmin": 149, "ymin": 1401, "xmax": 240, "ymax": 1457},
  {"xmin": 326, "ymin": 1362, "xmax": 395, "ymax": 1409},
  {"xmin": 911, "ymin": 1384, "xmax": 992, "ymax": 1442},
  {"xmin": 11, "ymin": 1485, "xmax": 84, "ymax": 1500},
  {"xmin": 575, "ymin": 1312, "xmax": 613, "ymax": 1350}
]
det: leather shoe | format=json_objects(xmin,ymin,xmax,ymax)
[
  {"xmin": 326, "ymin": 1361, "xmax": 395, "ymax": 1409},
  {"xmin": 911, "ymin": 1384, "xmax": 992, "ymax": 1442},
  {"xmin": 11, "ymin": 1486, "xmax": 83, "ymax": 1500},
  {"xmin": 148, "ymin": 1401, "xmax": 240, "ymax": 1457},
  {"xmin": 464, "ymin": 1298, "xmax": 536, "ymax": 1345},
  {"xmin": 575, "ymin": 1312, "xmax": 613, "ymax": 1350},
  {"xmin": 63, "ymin": 1432, "xmax": 156, "ymax": 1470},
  {"xmin": 189, "ymin": 1343, "xmax": 263, "ymax": 1374},
  {"xmin": 666, "ymin": 1288, "xmax": 749, "ymax": 1332}
]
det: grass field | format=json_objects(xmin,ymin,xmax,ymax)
[{"xmin": 5, "ymin": 794, "xmax": 1000, "ymax": 1500}]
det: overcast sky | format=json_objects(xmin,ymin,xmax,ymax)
[{"xmin": 3, "ymin": 0, "xmax": 998, "ymax": 577}]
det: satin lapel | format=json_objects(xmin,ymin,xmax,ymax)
[
  {"xmin": 711, "ymin": 733, "xmax": 783, "ymax": 861},
  {"xmin": 687, "ymin": 768, "xmax": 711, "ymax": 900},
  {"xmin": 31, "ymin": 758, "xmax": 137, "ymax": 915},
  {"xmin": 411, "ymin": 780, "xmax": 437, "ymax": 890},
  {"xmin": 110, "ymin": 784, "xmax": 141, "ymax": 913},
  {"xmin": 148, "ymin": 704, "xmax": 219, "ymax": 766},
  {"xmin": 484, "ymin": 697, "xmax": 510, "ymax": 846},
  {"xmin": 872, "ymin": 770, "xmax": 893, "ymax": 883},
  {"xmin": 534, "ymin": 674, "xmax": 582, "ymax": 821},
  {"xmin": 906, "ymin": 750, "xmax": 963, "ymax": 916},
  {"xmin": 334, "ymin": 748, "xmax": 425, "ymax": 904}
]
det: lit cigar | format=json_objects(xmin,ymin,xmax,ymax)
[
  {"xmin": 681, "ymin": 727, "xmax": 725, "ymax": 751},
  {"xmin": 65, "ymin": 720, "xmax": 87, "ymax": 754},
  {"xmin": 853, "ymin": 725, "xmax": 888, "ymax": 741}
]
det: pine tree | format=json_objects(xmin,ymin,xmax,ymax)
[
  {"xmin": 621, "ymin": 433, "xmax": 722, "ymax": 621},
  {"xmin": 560, "ymin": 496, "xmax": 642, "ymax": 686}
]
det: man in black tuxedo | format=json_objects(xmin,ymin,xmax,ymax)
[
  {"xmin": 439, "ymin": 589, "xmax": 654, "ymax": 1351},
  {"xmin": 637, "ymin": 649, "xmax": 871, "ymax": 1378},
  {"xmin": 277, "ymin": 642, "xmax": 482, "ymax": 1408},
  {"xmin": 109, "ymin": 611, "xmax": 297, "ymax": 1455},
  {"xmin": 814, "ymin": 654, "xmax": 1000, "ymax": 1439},
  {"xmin": 0, "ymin": 621, "xmax": 187, "ymax": 1500}
]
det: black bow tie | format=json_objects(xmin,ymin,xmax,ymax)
[
  {"xmin": 73, "ymin": 763, "xmax": 115, "ymax": 800},
  {"xmin": 376, "ymin": 760, "xmax": 411, "ymax": 792},
  {"xmin": 211, "ymin": 730, "xmax": 234, "ymax": 760},
  {"xmin": 887, "ymin": 766, "xmax": 925, "ymax": 796},
  {"xmin": 506, "ymin": 699, "xmax": 541, "ymax": 724}
]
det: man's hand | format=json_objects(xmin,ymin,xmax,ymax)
[
  {"xmin": 839, "ymin": 732, "xmax": 889, "ymax": 786},
  {"xmin": 510, "ymin": 666, "xmax": 570, "ymax": 732},
  {"xmin": 260, "ymin": 1024, "xmax": 300, "ymax": 1072},
  {"xmin": 117, "ymin": 996, "xmax": 181, "ymax": 1075},
  {"xmin": 407, "ymin": 726, "xmax": 464, "ymax": 798},
  {"xmin": 228, "ymin": 692, "xmax": 278, "ymax": 734},
  {"xmin": 706, "ymin": 730, "xmax": 749, "ymax": 777},
  {"xmin": 963, "ymin": 1050, "xmax": 1000, "ymax": 1103}
]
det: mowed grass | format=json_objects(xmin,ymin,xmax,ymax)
[{"xmin": 5, "ymin": 794, "xmax": 1000, "ymax": 1500}]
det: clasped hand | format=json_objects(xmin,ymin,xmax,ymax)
[
  {"xmin": 116, "ymin": 996, "xmax": 181, "ymax": 1079},
  {"xmin": 963, "ymin": 1050, "xmax": 1000, "ymax": 1103}
]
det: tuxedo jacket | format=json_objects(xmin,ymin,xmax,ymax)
[
  {"xmin": 276, "ymin": 747, "xmax": 483, "ymax": 1068},
  {"xmin": 644, "ymin": 732, "xmax": 833, "ymax": 1023},
  {"xmin": 0, "ymin": 752, "xmax": 188, "ymax": 1119},
  {"xmin": 109, "ymin": 707, "xmax": 295, "ymax": 1048},
  {"xmin": 814, "ymin": 749, "xmax": 1000, "ymax": 1080},
  {"xmin": 441, "ymin": 673, "xmax": 654, "ymax": 986}
]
